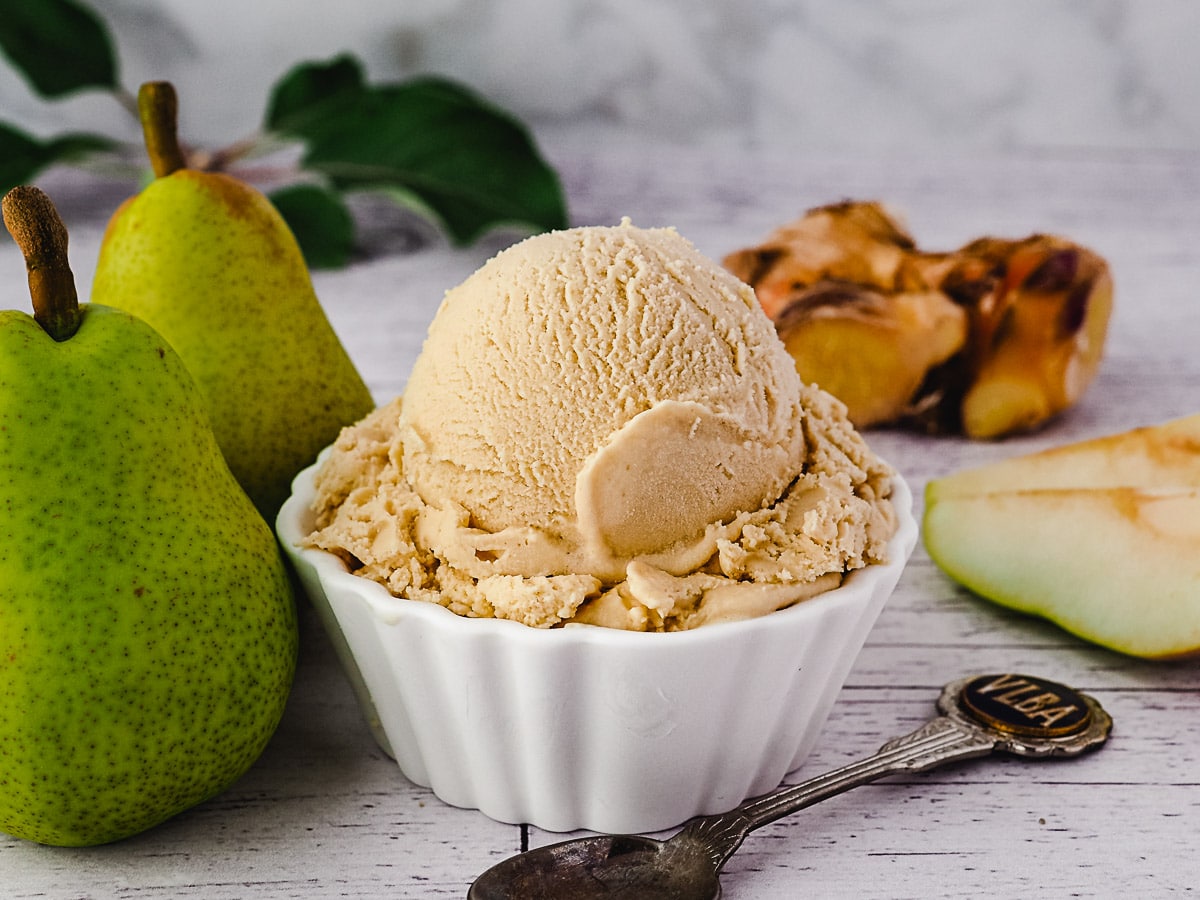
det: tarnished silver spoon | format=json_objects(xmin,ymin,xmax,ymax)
[{"xmin": 468, "ymin": 673, "xmax": 1112, "ymax": 899}]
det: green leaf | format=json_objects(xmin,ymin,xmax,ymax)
[
  {"xmin": 267, "ymin": 65, "xmax": 568, "ymax": 245},
  {"xmin": 265, "ymin": 55, "xmax": 366, "ymax": 134},
  {"xmin": 0, "ymin": 121, "xmax": 115, "ymax": 193},
  {"xmin": 0, "ymin": 0, "xmax": 118, "ymax": 97},
  {"xmin": 269, "ymin": 183, "xmax": 356, "ymax": 270}
]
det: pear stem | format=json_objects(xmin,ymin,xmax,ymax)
[
  {"xmin": 138, "ymin": 81, "xmax": 187, "ymax": 178},
  {"xmin": 2, "ymin": 186, "xmax": 82, "ymax": 342}
]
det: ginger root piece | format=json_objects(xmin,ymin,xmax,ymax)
[
  {"xmin": 930, "ymin": 234, "xmax": 1114, "ymax": 439},
  {"xmin": 772, "ymin": 282, "xmax": 967, "ymax": 428},
  {"xmin": 724, "ymin": 201, "xmax": 920, "ymax": 319},
  {"xmin": 725, "ymin": 202, "xmax": 1113, "ymax": 439}
]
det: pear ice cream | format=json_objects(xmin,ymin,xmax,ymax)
[
  {"xmin": 283, "ymin": 219, "xmax": 915, "ymax": 831},
  {"xmin": 307, "ymin": 220, "xmax": 897, "ymax": 631}
]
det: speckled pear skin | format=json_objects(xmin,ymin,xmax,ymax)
[
  {"xmin": 0, "ymin": 303, "xmax": 297, "ymax": 846},
  {"xmin": 90, "ymin": 170, "xmax": 375, "ymax": 520}
]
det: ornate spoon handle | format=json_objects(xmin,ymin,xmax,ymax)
[{"xmin": 673, "ymin": 673, "xmax": 1112, "ymax": 874}]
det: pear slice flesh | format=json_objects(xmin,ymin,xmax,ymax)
[
  {"xmin": 924, "ymin": 486, "xmax": 1200, "ymax": 659},
  {"xmin": 924, "ymin": 413, "xmax": 1200, "ymax": 659}
]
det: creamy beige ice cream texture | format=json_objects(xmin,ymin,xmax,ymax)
[{"xmin": 307, "ymin": 220, "xmax": 898, "ymax": 631}]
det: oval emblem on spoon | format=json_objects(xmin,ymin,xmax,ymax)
[{"xmin": 957, "ymin": 672, "xmax": 1092, "ymax": 738}]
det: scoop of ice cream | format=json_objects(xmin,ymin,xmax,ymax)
[
  {"xmin": 307, "ymin": 220, "xmax": 897, "ymax": 631},
  {"xmin": 397, "ymin": 219, "xmax": 807, "ymax": 580}
]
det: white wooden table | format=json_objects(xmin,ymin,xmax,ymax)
[{"xmin": 2, "ymin": 138, "xmax": 1199, "ymax": 898}]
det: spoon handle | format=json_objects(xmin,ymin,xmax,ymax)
[
  {"xmin": 676, "ymin": 672, "xmax": 1112, "ymax": 876},
  {"xmin": 748, "ymin": 715, "xmax": 996, "ymax": 824},
  {"xmin": 676, "ymin": 715, "xmax": 996, "ymax": 873}
]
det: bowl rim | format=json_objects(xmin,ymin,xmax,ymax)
[{"xmin": 277, "ymin": 457, "xmax": 916, "ymax": 648}]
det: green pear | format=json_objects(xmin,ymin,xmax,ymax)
[
  {"xmin": 0, "ymin": 186, "xmax": 298, "ymax": 846},
  {"xmin": 90, "ymin": 81, "xmax": 375, "ymax": 519},
  {"xmin": 924, "ymin": 415, "xmax": 1200, "ymax": 660}
]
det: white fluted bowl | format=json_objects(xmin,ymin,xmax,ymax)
[{"xmin": 277, "ymin": 458, "xmax": 916, "ymax": 834}]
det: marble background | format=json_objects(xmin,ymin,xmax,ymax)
[{"xmin": 2, "ymin": 0, "xmax": 1198, "ymax": 155}]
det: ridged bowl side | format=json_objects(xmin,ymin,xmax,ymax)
[{"xmin": 278, "ymin": 462, "xmax": 916, "ymax": 834}]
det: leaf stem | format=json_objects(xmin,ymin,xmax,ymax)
[
  {"xmin": 137, "ymin": 81, "xmax": 187, "ymax": 177},
  {"xmin": 194, "ymin": 132, "xmax": 266, "ymax": 172},
  {"xmin": 114, "ymin": 85, "xmax": 141, "ymax": 123},
  {"xmin": 1, "ymin": 186, "xmax": 82, "ymax": 342}
]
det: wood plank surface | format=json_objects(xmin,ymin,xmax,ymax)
[{"xmin": 1, "ymin": 140, "xmax": 1198, "ymax": 898}]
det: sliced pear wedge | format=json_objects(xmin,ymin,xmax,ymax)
[
  {"xmin": 930, "ymin": 412, "xmax": 1200, "ymax": 500},
  {"xmin": 925, "ymin": 486, "xmax": 1200, "ymax": 659},
  {"xmin": 924, "ymin": 414, "xmax": 1200, "ymax": 659}
]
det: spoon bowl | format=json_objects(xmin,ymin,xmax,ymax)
[{"xmin": 469, "ymin": 834, "xmax": 718, "ymax": 900}]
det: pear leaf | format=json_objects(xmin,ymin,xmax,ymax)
[
  {"xmin": 0, "ymin": 0, "xmax": 118, "ymax": 97},
  {"xmin": 0, "ymin": 121, "xmax": 116, "ymax": 193},
  {"xmin": 268, "ymin": 183, "xmax": 356, "ymax": 270},
  {"xmin": 265, "ymin": 54, "xmax": 366, "ymax": 135},
  {"xmin": 266, "ymin": 61, "xmax": 568, "ymax": 245}
]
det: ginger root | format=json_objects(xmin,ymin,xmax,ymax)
[{"xmin": 725, "ymin": 202, "xmax": 1113, "ymax": 439}]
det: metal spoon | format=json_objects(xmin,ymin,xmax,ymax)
[{"xmin": 468, "ymin": 673, "xmax": 1112, "ymax": 899}]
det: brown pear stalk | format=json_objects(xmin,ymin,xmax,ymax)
[
  {"xmin": 2, "ymin": 186, "xmax": 82, "ymax": 342},
  {"xmin": 137, "ymin": 81, "xmax": 187, "ymax": 178}
]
